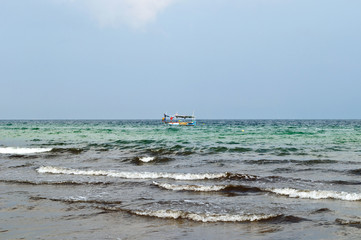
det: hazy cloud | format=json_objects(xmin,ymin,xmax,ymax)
[{"xmin": 60, "ymin": 0, "xmax": 177, "ymax": 28}]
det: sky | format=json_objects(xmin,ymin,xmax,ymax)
[{"xmin": 1, "ymin": 0, "xmax": 360, "ymax": 119}]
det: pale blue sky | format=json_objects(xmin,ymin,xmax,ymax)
[{"xmin": 1, "ymin": 0, "xmax": 360, "ymax": 119}]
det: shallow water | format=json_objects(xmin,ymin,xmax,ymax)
[{"xmin": 1, "ymin": 120, "xmax": 360, "ymax": 239}]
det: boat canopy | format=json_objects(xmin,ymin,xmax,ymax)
[{"xmin": 175, "ymin": 115, "xmax": 195, "ymax": 119}]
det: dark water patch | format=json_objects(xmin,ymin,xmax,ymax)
[
  {"xmin": 255, "ymin": 147, "xmax": 299, "ymax": 155},
  {"xmin": 276, "ymin": 152, "xmax": 290, "ymax": 156},
  {"xmin": 31, "ymin": 127, "xmax": 40, "ymax": 130},
  {"xmin": 170, "ymin": 145, "xmax": 183, "ymax": 151},
  {"xmin": 265, "ymin": 215, "xmax": 309, "ymax": 224},
  {"xmin": 89, "ymin": 140, "xmax": 157, "ymax": 151},
  {"xmin": 113, "ymin": 140, "xmax": 132, "ymax": 145},
  {"xmin": 245, "ymin": 159, "xmax": 291, "ymax": 165},
  {"xmin": 144, "ymin": 146, "xmax": 196, "ymax": 156},
  {"xmin": 325, "ymin": 146, "xmax": 343, "ymax": 152},
  {"xmin": 297, "ymin": 159, "xmax": 338, "ymax": 165},
  {"xmin": 229, "ymin": 147, "xmax": 252, "ymax": 153},
  {"xmin": 278, "ymin": 130, "xmax": 315, "ymax": 135},
  {"xmin": 273, "ymin": 168, "xmax": 293, "ymax": 173},
  {"xmin": 97, "ymin": 129, "xmax": 113, "ymax": 133},
  {"xmin": 137, "ymin": 139, "xmax": 156, "ymax": 145},
  {"xmin": 278, "ymin": 147, "xmax": 298, "ymax": 152},
  {"xmin": 167, "ymin": 127, "xmax": 181, "ymax": 132},
  {"xmin": 7, "ymin": 154, "xmax": 39, "ymax": 159},
  {"xmin": 311, "ymin": 208, "xmax": 332, "ymax": 214},
  {"xmin": 51, "ymin": 147, "xmax": 84, "ymax": 154},
  {"xmin": 176, "ymin": 150, "xmax": 194, "ymax": 156},
  {"xmin": 40, "ymin": 142, "xmax": 68, "ymax": 146},
  {"xmin": 222, "ymin": 185, "xmax": 264, "ymax": 194},
  {"xmin": 246, "ymin": 159, "xmax": 338, "ymax": 166},
  {"xmin": 209, "ymin": 146, "xmax": 228, "ymax": 153},
  {"xmin": 273, "ymin": 167, "xmax": 328, "ymax": 174},
  {"xmin": 348, "ymin": 169, "xmax": 361, "ymax": 175},
  {"xmin": 327, "ymin": 180, "xmax": 361, "ymax": 185},
  {"xmin": 255, "ymin": 148, "xmax": 271, "ymax": 153},
  {"xmin": 335, "ymin": 218, "xmax": 361, "ymax": 229},
  {"xmin": 8, "ymin": 163, "xmax": 33, "ymax": 168},
  {"xmin": 31, "ymin": 138, "xmax": 41, "ymax": 142}
]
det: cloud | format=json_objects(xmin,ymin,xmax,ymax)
[{"xmin": 60, "ymin": 0, "xmax": 177, "ymax": 28}]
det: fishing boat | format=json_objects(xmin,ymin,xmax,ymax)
[{"xmin": 162, "ymin": 113, "xmax": 196, "ymax": 126}]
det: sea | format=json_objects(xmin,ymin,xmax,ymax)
[{"xmin": 0, "ymin": 120, "xmax": 360, "ymax": 240}]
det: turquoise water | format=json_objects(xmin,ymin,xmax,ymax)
[{"xmin": 1, "ymin": 120, "xmax": 361, "ymax": 239}]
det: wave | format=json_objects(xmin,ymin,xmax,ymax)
[
  {"xmin": 269, "ymin": 188, "xmax": 361, "ymax": 201},
  {"xmin": 37, "ymin": 166, "xmax": 229, "ymax": 180},
  {"xmin": 335, "ymin": 218, "xmax": 361, "ymax": 228},
  {"xmin": 0, "ymin": 147, "xmax": 52, "ymax": 154},
  {"xmin": 348, "ymin": 169, "xmax": 361, "ymax": 175},
  {"xmin": 327, "ymin": 180, "xmax": 361, "ymax": 185},
  {"xmin": 30, "ymin": 195, "xmax": 305, "ymax": 224},
  {"xmin": 153, "ymin": 182, "xmax": 263, "ymax": 193},
  {"xmin": 131, "ymin": 156, "xmax": 173, "ymax": 165},
  {"xmin": 153, "ymin": 182, "xmax": 361, "ymax": 201},
  {"xmin": 208, "ymin": 146, "xmax": 253, "ymax": 153},
  {"xmin": 153, "ymin": 182, "xmax": 227, "ymax": 192},
  {"xmin": 50, "ymin": 148, "xmax": 84, "ymax": 154},
  {"xmin": 31, "ymin": 196, "xmax": 122, "ymax": 205},
  {"xmin": 131, "ymin": 209, "xmax": 280, "ymax": 223},
  {"xmin": 0, "ymin": 179, "xmax": 111, "ymax": 186}
]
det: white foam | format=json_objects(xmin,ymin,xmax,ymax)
[
  {"xmin": 0, "ymin": 147, "xmax": 52, "ymax": 154},
  {"xmin": 153, "ymin": 181, "xmax": 227, "ymax": 192},
  {"xmin": 37, "ymin": 166, "xmax": 227, "ymax": 180},
  {"xmin": 269, "ymin": 188, "xmax": 361, "ymax": 201},
  {"xmin": 132, "ymin": 209, "xmax": 278, "ymax": 222},
  {"xmin": 139, "ymin": 156, "xmax": 155, "ymax": 162}
]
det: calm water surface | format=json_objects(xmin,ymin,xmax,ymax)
[{"xmin": 0, "ymin": 120, "xmax": 360, "ymax": 239}]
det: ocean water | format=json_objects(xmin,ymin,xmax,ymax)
[{"xmin": 0, "ymin": 120, "xmax": 360, "ymax": 239}]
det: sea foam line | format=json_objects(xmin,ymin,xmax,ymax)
[
  {"xmin": 153, "ymin": 181, "xmax": 227, "ymax": 191},
  {"xmin": 139, "ymin": 156, "xmax": 155, "ymax": 162},
  {"xmin": 153, "ymin": 181, "xmax": 361, "ymax": 201},
  {"xmin": 269, "ymin": 188, "xmax": 361, "ymax": 201},
  {"xmin": 0, "ymin": 147, "xmax": 52, "ymax": 154},
  {"xmin": 131, "ymin": 209, "xmax": 279, "ymax": 222},
  {"xmin": 37, "ymin": 166, "xmax": 227, "ymax": 180}
]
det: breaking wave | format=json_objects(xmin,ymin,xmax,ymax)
[
  {"xmin": 269, "ymin": 188, "xmax": 361, "ymax": 201},
  {"xmin": 153, "ymin": 182, "xmax": 361, "ymax": 201},
  {"xmin": 37, "ymin": 166, "xmax": 229, "ymax": 180},
  {"xmin": 153, "ymin": 182, "xmax": 263, "ymax": 193},
  {"xmin": 139, "ymin": 156, "xmax": 155, "ymax": 163},
  {"xmin": 30, "ymin": 196, "xmax": 122, "ymax": 205},
  {"xmin": 153, "ymin": 182, "xmax": 227, "ymax": 192},
  {"xmin": 0, "ymin": 147, "xmax": 52, "ymax": 154},
  {"xmin": 131, "ymin": 209, "xmax": 280, "ymax": 222}
]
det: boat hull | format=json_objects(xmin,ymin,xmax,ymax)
[{"xmin": 165, "ymin": 121, "xmax": 196, "ymax": 126}]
